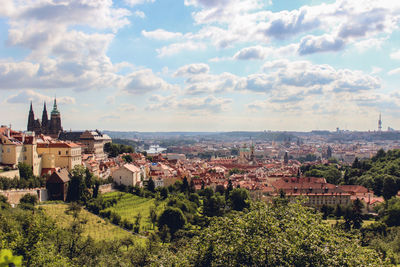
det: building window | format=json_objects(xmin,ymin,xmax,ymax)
[
  {"xmin": 7, "ymin": 148, "xmax": 10, "ymax": 153},
  {"xmin": 66, "ymin": 151, "xmax": 68, "ymax": 155},
  {"xmin": 59, "ymin": 151, "xmax": 61, "ymax": 155}
]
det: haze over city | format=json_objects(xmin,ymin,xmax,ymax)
[{"xmin": 1, "ymin": 0, "xmax": 400, "ymax": 131}]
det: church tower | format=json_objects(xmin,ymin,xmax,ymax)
[
  {"xmin": 41, "ymin": 101, "xmax": 49, "ymax": 132},
  {"xmin": 27, "ymin": 101, "xmax": 35, "ymax": 132},
  {"xmin": 49, "ymin": 98, "xmax": 63, "ymax": 136}
]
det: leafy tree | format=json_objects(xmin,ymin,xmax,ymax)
[
  {"xmin": 225, "ymin": 179, "xmax": 233, "ymax": 200},
  {"xmin": 229, "ymin": 188, "xmax": 250, "ymax": 211},
  {"xmin": 122, "ymin": 155, "xmax": 133, "ymax": 163},
  {"xmin": 203, "ymin": 195, "xmax": 225, "ymax": 217},
  {"xmin": 134, "ymin": 213, "xmax": 142, "ymax": 233},
  {"xmin": 18, "ymin": 162, "xmax": 33, "ymax": 180},
  {"xmin": 383, "ymin": 197, "xmax": 400, "ymax": 227},
  {"xmin": 181, "ymin": 177, "xmax": 189, "ymax": 193},
  {"xmin": 19, "ymin": 194, "xmax": 38, "ymax": 206},
  {"xmin": 67, "ymin": 165, "xmax": 87, "ymax": 202},
  {"xmin": 159, "ymin": 186, "xmax": 169, "ymax": 199},
  {"xmin": 189, "ymin": 179, "xmax": 196, "ymax": 193},
  {"xmin": 352, "ymin": 198, "xmax": 364, "ymax": 229},
  {"xmin": 187, "ymin": 201, "xmax": 383, "ymax": 266},
  {"xmin": 321, "ymin": 204, "xmax": 334, "ymax": 219},
  {"xmin": 383, "ymin": 176, "xmax": 398, "ymax": 201},
  {"xmin": 158, "ymin": 207, "xmax": 186, "ymax": 235},
  {"xmin": 149, "ymin": 206, "xmax": 157, "ymax": 229},
  {"xmin": 147, "ymin": 178, "xmax": 155, "ymax": 193},
  {"xmin": 335, "ymin": 204, "xmax": 343, "ymax": 219}
]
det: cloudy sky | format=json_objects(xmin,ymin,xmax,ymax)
[{"xmin": 1, "ymin": 0, "xmax": 399, "ymax": 132}]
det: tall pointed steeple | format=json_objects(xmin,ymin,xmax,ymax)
[
  {"xmin": 49, "ymin": 96, "xmax": 63, "ymax": 137},
  {"xmin": 51, "ymin": 97, "xmax": 60, "ymax": 115},
  {"xmin": 41, "ymin": 101, "xmax": 49, "ymax": 130},
  {"xmin": 27, "ymin": 101, "xmax": 35, "ymax": 131}
]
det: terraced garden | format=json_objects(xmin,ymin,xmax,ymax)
[
  {"xmin": 102, "ymin": 192, "xmax": 165, "ymax": 231},
  {"xmin": 40, "ymin": 203, "xmax": 132, "ymax": 241}
]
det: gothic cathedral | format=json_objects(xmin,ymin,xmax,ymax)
[{"xmin": 27, "ymin": 98, "xmax": 63, "ymax": 137}]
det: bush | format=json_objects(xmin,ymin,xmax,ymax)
[
  {"xmin": 20, "ymin": 194, "xmax": 38, "ymax": 205},
  {"xmin": 122, "ymin": 219, "xmax": 133, "ymax": 230},
  {"xmin": 111, "ymin": 212, "xmax": 121, "ymax": 225},
  {"xmin": 99, "ymin": 210, "xmax": 111, "ymax": 219}
]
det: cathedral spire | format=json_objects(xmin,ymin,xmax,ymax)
[
  {"xmin": 51, "ymin": 97, "xmax": 60, "ymax": 115},
  {"xmin": 42, "ymin": 101, "xmax": 49, "ymax": 129},
  {"xmin": 27, "ymin": 101, "xmax": 35, "ymax": 131}
]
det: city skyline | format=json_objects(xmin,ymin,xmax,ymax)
[{"xmin": 1, "ymin": 0, "xmax": 400, "ymax": 132}]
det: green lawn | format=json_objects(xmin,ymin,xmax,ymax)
[
  {"xmin": 103, "ymin": 192, "xmax": 165, "ymax": 232},
  {"xmin": 40, "ymin": 204, "xmax": 132, "ymax": 241}
]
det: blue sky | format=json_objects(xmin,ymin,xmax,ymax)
[{"xmin": 0, "ymin": 0, "xmax": 399, "ymax": 132}]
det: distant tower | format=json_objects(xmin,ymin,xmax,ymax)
[
  {"xmin": 378, "ymin": 113, "xmax": 382, "ymax": 132},
  {"xmin": 283, "ymin": 151, "xmax": 289, "ymax": 164},
  {"xmin": 27, "ymin": 101, "xmax": 35, "ymax": 132},
  {"xmin": 41, "ymin": 101, "xmax": 49, "ymax": 131},
  {"xmin": 49, "ymin": 97, "xmax": 63, "ymax": 136}
]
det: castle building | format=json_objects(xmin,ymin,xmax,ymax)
[{"xmin": 27, "ymin": 98, "xmax": 63, "ymax": 137}]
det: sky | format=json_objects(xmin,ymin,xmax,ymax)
[{"xmin": 0, "ymin": 0, "xmax": 400, "ymax": 132}]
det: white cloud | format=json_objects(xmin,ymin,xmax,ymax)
[
  {"xmin": 125, "ymin": 0, "xmax": 155, "ymax": 7},
  {"xmin": 6, "ymin": 90, "xmax": 75, "ymax": 105},
  {"xmin": 142, "ymin": 29, "xmax": 183, "ymax": 40},
  {"xmin": 170, "ymin": 0, "xmax": 400, "ymax": 55},
  {"xmin": 298, "ymin": 35, "xmax": 344, "ymax": 55},
  {"xmin": 184, "ymin": 72, "xmax": 240, "ymax": 95},
  {"xmin": 157, "ymin": 41, "xmax": 206, "ymax": 57},
  {"xmin": 147, "ymin": 94, "xmax": 232, "ymax": 113},
  {"xmin": 233, "ymin": 46, "xmax": 269, "ymax": 60},
  {"xmin": 390, "ymin": 50, "xmax": 400, "ymax": 60},
  {"xmin": 134, "ymin": 10, "xmax": 146, "ymax": 19},
  {"xmin": 388, "ymin": 68, "xmax": 400, "ymax": 76},
  {"xmin": 123, "ymin": 69, "xmax": 178, "ymax": 94},
  {"xmin": 174, "ymin": 63, "xmax": 210, "ymax": 77}
]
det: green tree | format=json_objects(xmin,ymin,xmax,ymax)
[
  {"xmin": 383, "ymin": 197, "xmax": 400, "ymax": 227},
  {"xmin": 382, "ymin": 176, "xmax": 398, "ymax": 201},
  {"xmin": 134, "ymin": 213, "xmax": 142, "ymax": 234},
  {"xmin": 18, "ymin": 162, "xmax": 33, "ymax": 180},
  {"xmin": 158, "ymin": 207, "xmax": 186, "ymax": 235},
  {"xmin": 147, "ymin": 178, "xmax": 155, "ymax": 193},
  {"xmin": 352, "ymin": 198, "xmax": 364, "ymax": 229},
  {"xmin": 181, "ymin": 177, "xmax": 189, "ymax": 193},
  {"xmin": 229, "ymin": 188, "xmax": 250, "ymax": 211},
  {"xmin": 122, "ymin": 155, "xmax": 133, "ymax": 163},
  {"xmin": 187, "ymin": 201, "xmax": 383, "ymax": 266},
  {"xmin": 19, "ymin": 194, "xmax": 38, "ymax": 206},
  {"xmin": 203, "ymin": 195, "xmax": 225, "ymax": 217},
  {"xmin": 149, "ymin": 206, "xmax": 157, "ymax": 229}
]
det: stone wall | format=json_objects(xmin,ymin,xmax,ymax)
[
  {"xmin": 0, "ymin": 169, "xmax": 20, "ymax": 179},
  {"xmin": 99, "ymin": 183, "xmax": 114, "ymax": 194},
  {"xmin": 0, "ymin": 188, "xmax": 48, "ymax": 205}
]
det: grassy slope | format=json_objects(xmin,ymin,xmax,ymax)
[
  {"xmin": 40, "ymin": 204, "xmax": 132, "ymax": 241},
  {"xmin": 103, "ymin": 192, "xmax": 165, "ymax": 231}
]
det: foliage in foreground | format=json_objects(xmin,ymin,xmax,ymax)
[{"xmin": 178, "ymin": 200, "xmax": 385, "ymax": 266}]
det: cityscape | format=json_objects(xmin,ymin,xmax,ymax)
[{"xmin": 1, "ymin": 0, "xmax": 400, "ymax": 266}]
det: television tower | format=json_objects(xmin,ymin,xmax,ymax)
[{"xmin": 378, "ymin": 113, "xmax": 382, "ymax": 132}]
